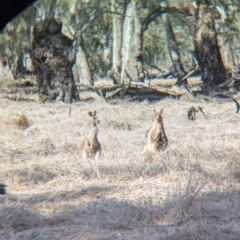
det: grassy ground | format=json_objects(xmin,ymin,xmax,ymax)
[{"xmin": 0, "ymin": 94, "xmax": 240, "ymax": 240}]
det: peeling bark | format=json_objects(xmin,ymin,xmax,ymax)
[
  {"xmin": 121, "ymin": 0, "xmax": 144, "ymax": 83},
  {"xmin": 31, "ymin": 18, "xmax": 80, "ymax": 103},
  {"xmin": 70, "ymin": 0, "xmax": 92, "ymax": 86},
  {"xmin": 75, "ymin": 41, "xmax": 93, "ymax": 86},
  {"xmin": 111, "ymin": 0, "xmax": 123, "ymax": 83},
  {"xmin": 194, "ymin": 0, "xmax": 227, "ymax": 91}
]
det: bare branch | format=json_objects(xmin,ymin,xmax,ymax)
[
  {"xmin": 149, "ymin": 64, "xmax": 163, "ymax": 73},
  {"xmin": 142, "ymin": 6, "xmax": 192, "ymax": 31},
  {"xmin": 75, "ymin": 1, "xmax": 100, "ymax": 39},
  {"xmin": 69, "ymin": 0, "xmax": 100, "ymax": 61},
  {"xmin": 182, "ymin": 63, "xmax": 199, "ymax": 81}
]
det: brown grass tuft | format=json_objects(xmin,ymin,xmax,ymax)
[{"xmin": 13, "ymin": 113, "xmax": 29, "ymax": 129}]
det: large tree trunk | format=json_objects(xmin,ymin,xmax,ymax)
[
  {"xmin": 31, "ymin": 18, "xmax": 80, "ymax": 103},
  {"xmin": 194, "ymin": 0, "xmax": 227, "ymax": 92},
  {"xmin": 70, "ymin": 0, "xmax": 93, "ymax": 86},
  {"xmin": 111, "ymin": 0, "xmax": 123, "ymax": 83},
  {"xmin": 74, "ymin": 42, "xmax": 93, "ymax": 86},
  {"xmin": 162, "ymin": 11, "xmax": 186, "ymax": 86},
  {"xmin": 121, "ymin": 0, "xmax": 144, "ymax": 83}
]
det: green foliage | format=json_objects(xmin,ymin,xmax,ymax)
[
  {"xmin": 0, "ymin": 0, "xmax": 240, "ymax": 77},
  {"xmin": 143, "ymin": 19, "xmax": 171, "ymax": 67}
]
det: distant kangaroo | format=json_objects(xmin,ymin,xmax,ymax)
[
  {"xmin": 187, "ymin": 106, "xmax": 206, "ymax": 120},
  {"xmin": 144, "ymin": 108, "xmax": 168, "ymax": 154},
  {"xmin": 81, "ymin": 111, "xmax": 101, "ymax": 160}
]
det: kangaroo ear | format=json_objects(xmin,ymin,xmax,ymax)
[
  {"xmin": 93, "ymin": 110, "xmax": 97, "ymax": 116},
  {"xmin": 88, "ymin": 111, "xmax": 92, "ymax": 117},
  {"xmin": 159, "ymin": 108, "xmax": 163, "ymax": 114}
]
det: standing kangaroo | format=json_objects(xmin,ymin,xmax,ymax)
[
  {"xmin": 144, "ymin": 108, "xmax": 168, "ymax": 154},
  {"xmin": 81, "ymin": 111, "xmax": 101, "ymax": 160}
]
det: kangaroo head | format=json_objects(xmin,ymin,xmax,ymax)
[
  {"xmin": 189, "ymin": 107, "xmax": 197, "ymax": 113},
  {"xmin": 153, "ymin": 108, "xmax": 163, "ymax": 123},
  {"xmin": 87, "ymin": 110, "xmax": 100, "ymax": 127},
  {"xmin": 88, "ymin": 110, "xmax": 97, "ymax": 118}
]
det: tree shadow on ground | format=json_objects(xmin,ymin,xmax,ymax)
[{"xmin": 1, "ymin": 183, "xmax": 240, "ymax": 240}]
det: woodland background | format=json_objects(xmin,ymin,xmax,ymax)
[
  {"xmin": 1, "ymin": 1, "xmax": 240, "ymax": 239},
  {"xmin": 0, "ymin": 0, "xmax": 240, "ymax": 102}
]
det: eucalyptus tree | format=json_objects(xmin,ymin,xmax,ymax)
[
  {"xmin": 70, "ymin": 0, "xmax": 93, "ymax": 85},
  {"xmin": 111, "ymin": 0, "xmax": 125, "ymax": 83},
  {"xmin": 214, "ymin": 0, "xmax": 240, "ymax": 69},
  {"xmin": 161, "ymin": 1, "xmax": 186, "ymax": 86},
  {"xmin": 0, "ymin": 0, "xmax": 58, "ymax": 78},
  {"xmin": 0, "ymin": 6, "xmax": 36, "ymax": 78},
  {"xmin": 120, "ymin": 0, "xmax": 193, "ymax": 83},
  {"xmin": 192, "ymin": 0, "xmax": 226, "ymax": 91}
]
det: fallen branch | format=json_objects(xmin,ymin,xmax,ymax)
[
  {"xmin": 141, "ymin": 84, "xmax": 187, "ymax": 96},
  {"xmin": 105, "ymin": 88, "xmax": 122, "ymax": 99},
  {"xmin": 182, "ymin": 57, "xmax": 199, "ymax": 81}
]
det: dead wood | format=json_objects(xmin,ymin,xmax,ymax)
[
  {"xmin": 105, "ymin": 88, "xmax": 122, "ymax": 99},
  {"xmin": 149, "ymin": 64, "xmax": 163, "ymax": 73},
  {"xmin": 139, "ymin": 84, "xmax": 190, "ymax": 97},
  {"xmin": 31, "ymin": 18, "xmax": 80, "ymax": 104},
  {"xmin": 211, "ymin": 92, "xmax": 238, "ymax": 98},
  {"xmin": 216, "ymin": 76, "xmax": 240, "ymax": 91},
  {"xmin": 103, "ymin": 81, "xmax": 192, "ymax": 100},
  {"xmin": 182, "ymin": 62, "xmax": 199, "ymax": 82}
]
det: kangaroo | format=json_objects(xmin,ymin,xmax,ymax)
[
  {"xmin": 81, "ymin": 111, "xmax": 101, "ymax": 160},
  {"xmin": 187, "ymin": 106, "xmax": 206, "ymax": 120},
  {"xmin": 144, "ymin": 108, "xmax": 168, "ymax": 154}
]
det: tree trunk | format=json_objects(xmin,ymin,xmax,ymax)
[
  {"xmin": 70, "ymin": 0, "xmax": 93, "ymax": 86},
  {"xmin": 162, "ymin": 12, "xmax": 186, "ymax": 86},
  {"xmin": 31, "ymin": 18, "xmax": 80, "ymax": 103},
  {"xmin": 111, "ymin": 0, "xmax": 123, "ymax": 83},
  {"xmin": 121, "ymin": 0, "xmax": 144, "ymax": 83},
  {"xmin": 194, "ymin": 0, "xmax": 227, "ymax": 91},
  {"xmin": 74, "ymin": 42, "xmax": 93, "ymax": 85}
]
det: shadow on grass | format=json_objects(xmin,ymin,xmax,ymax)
[
  {"xmin": 1, "ymin": 183, "xmax": 240, "ymax": 240},
  {"xmin": 16, "ymin": 184, "xmax": 119, "ymax": 204}
]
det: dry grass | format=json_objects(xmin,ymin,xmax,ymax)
[
  {"xmin": 0, "ymin": 109, "xmax": 29, "ymax": 130},
  {"xmin": 0, "ymin": 94, "xmax": 240, "ymax": 239},
  {"xmin": 14, "ymin": 114, "xmax": 29, "ymax": 129}
]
